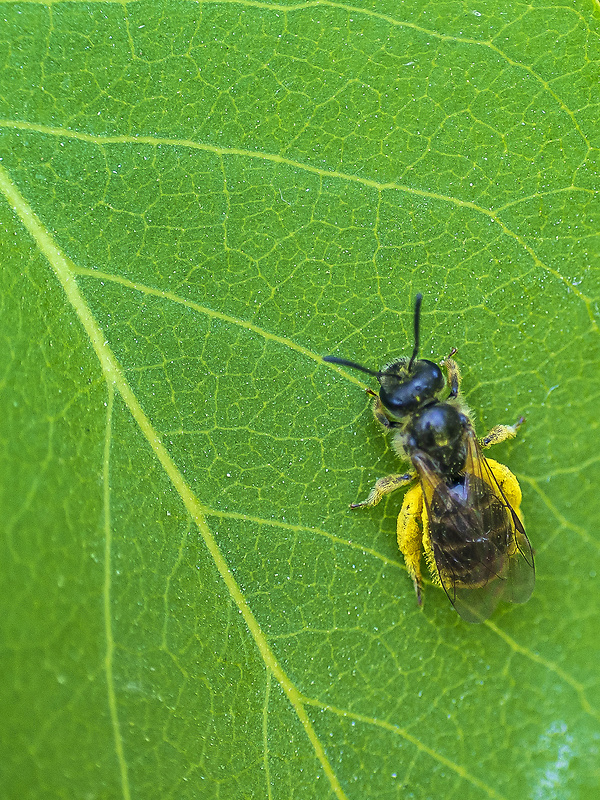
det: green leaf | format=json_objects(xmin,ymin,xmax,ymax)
[{"xmin": 1, "ymin": 2, "xmax": 599, "ymax": 798}]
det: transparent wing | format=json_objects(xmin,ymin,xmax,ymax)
[
  {"xmin": 412, "ymin": 428, "xmax": 534, "ymax": 623},
  {"xmin": 468, "ymin": 431, "xmax": 535, "ymax": 608}
]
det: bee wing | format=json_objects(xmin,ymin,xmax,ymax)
[
  {"xmin": 412, "ymin": 428, "xmax": 534, "ymax": 623},
  {"xmin": 465, "ymin": 430, "xmax": 535, "ymax": 606}
]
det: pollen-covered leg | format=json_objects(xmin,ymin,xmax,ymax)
[
  {"xmin": 396, "ymin": 484, "xmax": 425, "ymax": 604},
  {"xmin": 351, "ymin": 472, "xmax": 414, "ymax": 509},
  {"xmin": 481, "ymin": 417, "xmax": 524, "ymax": 448},
  {"xmin": 484, "ymin": 458, "xmax": 522, "ymax": 515}
]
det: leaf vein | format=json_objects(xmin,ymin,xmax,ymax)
[{"xmin": 0, "ymin": 163, "xmax": 350, "ymax": 800}]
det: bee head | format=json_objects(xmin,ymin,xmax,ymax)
[
  {"xmin": 323, "ymin": 293, "xmax": 445, "ymax": 419},
  {"xmin": 378, "ymin": 357, "xmax": 444, "ymax": 418}
]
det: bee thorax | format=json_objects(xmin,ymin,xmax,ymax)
[{"xmin": 407, "ymin": 403, "xmax": 468, "ymax": 475}]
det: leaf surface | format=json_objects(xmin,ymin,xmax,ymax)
[{"xmin": 1, "ymin": 2, "xmax": 599, "ymax": 798}]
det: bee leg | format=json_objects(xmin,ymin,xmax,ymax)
[
  {"xmin": 351, "ymin": 472, "xmax": 414, "ymax": 509},
  {"xmin": 368, "ymin": 390, "xmax": 393, "ymax": 429},
  {"xmin": 441, "ymin": 354, "xmax": 461, "ymax": 399},
  {"xmin": 396, "ymin": 484, "xmax": 425, "ymax": 604},
  {"xmin": 484, "ymin": 458, "xmax": 523, "ymax": 516},
  {"xmin": 481, "ymin": 417, "xmax": 525, "ymax": 448}
]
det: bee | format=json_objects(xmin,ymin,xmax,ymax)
[{"xmin": 324, "ymin": 293, "xmax": 535, "ymax": 623}]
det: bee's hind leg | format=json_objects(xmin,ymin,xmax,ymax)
[
  {"xmin": 396, "ymin": 484, "xmax": 425, "ymax": 604},
  {"xmin": 481, "ymin": 417, "xmax": 525, "ymax": 448}
]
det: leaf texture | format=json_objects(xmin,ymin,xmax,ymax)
[{"xmin": 1, "ymin": 2, "xmax": 599, "ymax": 799}]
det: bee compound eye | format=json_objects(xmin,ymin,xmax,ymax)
[{"xmin": 415, "ymin": 360, "xmax": 445, "ymax": 394}]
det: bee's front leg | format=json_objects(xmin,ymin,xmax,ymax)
[
  {"xmin": 350, "ymin": 472, "xmax": 414, "ymax": 509},
  {"xmin": 367, "ymin": 389, "xmax": 394, "ymax": 429},
  {"xmin": 441, "ymin": 350, "xmax": 461, "ymax": 399}
]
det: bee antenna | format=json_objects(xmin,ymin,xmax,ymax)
[
  {"xmin": 408, "ymin": 293, "xmax": 423, "ymax": 372},
  {"xmin": 322, "ymin": 355, "xmax": 380, "ymax": 378}
]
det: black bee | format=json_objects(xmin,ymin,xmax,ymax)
[{"xmin": 324, "ymin": 294, "xmax": 535, "ymax": 623}]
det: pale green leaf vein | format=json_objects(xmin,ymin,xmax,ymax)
[
  {"xmin": 1, "ymin": 0, "xmax": 593, "ymax": 150},
  {"xmin": 0, "ymin": 119, "xmax": 594, "ymax": 330},
  {"xmin": 519, "ymin": 473, "xmax": 600, "ymax": 553},
  {"xmin": 0, "ymin": 163, "xmax": 350, "ymax": 800},
  {"xmin": 102, "ymin": 384, "xmax": 131, "ymax": 800},
  {"xmin": 71, "ymin": 266, "xmax": 367, "ymax": 388},
  {"xmin": 207, "ymin": 0, "xmax": 591, "ymax": 149},
  {"xmin": 263, "ymin": 669, "xmax": 273, "ymax": 800},
  {"xmin": 303, "ymin": 698, "xmax": 507, "ymax": 800},
  {"xmin": 205, "ymin": 507, "xmax": 405, "ymax": 570},
  {"xmin": 484, "ymin": 620, "xmax": 599, "ymax": 720},
  {"xmin": 207, "ymin": 508, "xmax": 598, "ymax": 719}
]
